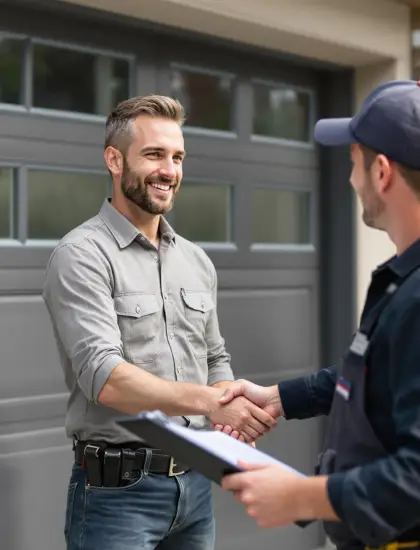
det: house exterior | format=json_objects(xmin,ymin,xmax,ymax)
[{"xmin": 0, "ymin": 1, "xmax": 417, "ymax": 549}]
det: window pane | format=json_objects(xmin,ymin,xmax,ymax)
[
  {"xmin": 253, "ymin": 188, "xmax": 310, "ymax": 244},
  {"xmin": 0, "ymin": 168, "xmax": 13, "ymax": 238},
  {"xmin": 170, "ymin": 69, "xmax": 233, "ymax": 131},
  {"xmin": 33, "ymin": 44, "xmax": 130, "ymax": 115},
  {"xmin": 174, "ymin": 184, "xmax": 231, "ymax": 242},
  {"xmin": 253, "ymin": 84, "xmax": 311, "ymax": 142},
  {"xmin": 0, "ymin": 37, "xmax": 24, "ymax": 104},
  {"xmin": 28, "ymin": 170, "xmax": 109, "ymax": 240}
]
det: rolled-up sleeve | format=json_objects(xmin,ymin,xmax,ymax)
[
  {"xmin": 326, "ymin": 302, "xmax": 420, "ymax": 547},
  {"xmin": 206, "ymin": 264, "xmax": 234, "ymax": 386},
  {"xmin": 279, "ymin": 366, "xmax": 337, "ymax": 420},
  {"xmin": 43, "ymin": 242, "xmax": 125, "ymax": 403}
]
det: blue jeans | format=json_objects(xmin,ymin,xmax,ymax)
[{"xmin": 65, "ymin": 461, "xmax": 215, "ymax": 550}]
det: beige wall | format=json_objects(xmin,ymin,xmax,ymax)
[
  {"xmin": 354, "ymin": 59, "xmax": 411, "ymax": 317},
  {"xmin": 58, "ymin": 0, "xmax": 412, "ymax": 318}
]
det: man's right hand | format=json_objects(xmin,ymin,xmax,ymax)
[
  {"xmin": 213, "ymin": 380, "xmax": 283, "ymax": 439},
  {"xmin": 209, "ymin": 393, "xmax": 277, "ymax": 443}
]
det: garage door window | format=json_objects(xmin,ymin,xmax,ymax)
[
  {"xmin": 0, "ymin": 36, "xmax": 25, "ymax": 105},
  {"xmin": 33, "ymin": 44, "xmax": 130, "ymax": 115},
  {"xmin": 174, "ymin": 183, "xmax": 232, "ymax": 242},
  {"xmin": 252, "ymin": 188, "xmax": 311, "ymax": 245},
  {"xmin": 27, "ymin": 169, "xmax": 110, "ymax": 240},
  {"xmin": 170, "ymin": 66, "xmax": 234, "ymax": 132},
  {"xmin": 0, "ymin": 167, "xmax": 14, "ymax": 238},
  {"xmin": 252, "ymin": 82, "xmax": 312, "ymax": 143}
]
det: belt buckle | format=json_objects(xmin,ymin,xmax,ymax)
[{"xmin": 168, "ymin": 456, "xmax": 185, "ymax": 476}]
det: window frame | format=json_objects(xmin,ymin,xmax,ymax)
[
  {"xmin": 168, "ymin": 61, "xmax": 238, "ymax": 138},
  {"xmin": 250, "ymin": 77, "xmax": 316, "ymax": 147},
  {"xmin": 0, "ymin": 31, "xmax": 136, "ymax": 121},
  {"xmin": 0, "ymin": 163, "xmax": 18, "ymax": 244}
]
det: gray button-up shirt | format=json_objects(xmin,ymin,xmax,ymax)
[{"xmin": 43, "ymin": 198, "xmax": 233, "ymax": 444}]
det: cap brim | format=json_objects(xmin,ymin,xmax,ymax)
[{"xmin": 314, "ymin": 118, "xmax": 355, "ymax": 146}]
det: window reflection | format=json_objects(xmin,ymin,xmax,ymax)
[
  {"xmin": 253, "ymin": 83, "xmax": 311, "ymax": 142},
  {"xmin": 174, "ymin": 183, "xmax": 231, "ymax": 242},
  {"xmin": 253, "ymin": 188, "xmax": 310, "ymax": 244},
  {"xmin": 33, "ymin": 44, "xmax": 129, "ymax": 115},
  {"xmin": 170, "ymin": 68, "xmax": 233, "ymax": 131},
  {"xmin": 28, "ymin": 170, "xmax": 109, "ymax": 239},
  {"xmin": 0, "ymin": 37, "xmax": 24, "ymax": 105}
]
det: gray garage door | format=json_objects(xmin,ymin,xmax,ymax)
[{"xmin": 0, "ymin": 3, "xmax": 354, "ymax": 550}]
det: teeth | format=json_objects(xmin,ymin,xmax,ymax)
[{"xmin": 151, "ymin": 183, "xmax": 170, "ymax": 191}]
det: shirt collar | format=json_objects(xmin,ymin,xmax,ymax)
[
  {"xmin": 99, "ymin": 198, "xmax": 176, "ymax": 249},
  {"xmin": 377, "ymin": 238, "xmax": 420, "ymax": 278}
]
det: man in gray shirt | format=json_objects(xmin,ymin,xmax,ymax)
[{"xmin": 43, "ymin": 95, "xmax": 276, "ymax": 550}]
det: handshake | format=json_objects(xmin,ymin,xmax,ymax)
[{"xmin": 208, "ymin": 380, "xmax": 283, "ymax": 443}]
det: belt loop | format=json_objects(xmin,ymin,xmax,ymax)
[{"xmin": 143, "ymin": 448, "xmax": 152, "ymax": 477}]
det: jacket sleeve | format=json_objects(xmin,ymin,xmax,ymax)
[{"xmin": 278, "ymin": 366, "xmax": 337, "ymax": 419}]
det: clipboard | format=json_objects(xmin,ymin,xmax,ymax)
[{"xmin": 117, "ymin": 410, "xmax": 313, "ymax": 528}]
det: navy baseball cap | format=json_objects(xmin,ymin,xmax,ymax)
[{"xmin": 314, "ymin": 80, "xmax": 420, "ymax": 170}]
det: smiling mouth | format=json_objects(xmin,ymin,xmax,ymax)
[{"xmin": 149, "ymin": 182, "xmax": 173, "ymax": 192}]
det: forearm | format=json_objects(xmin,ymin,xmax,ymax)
[
  {"xmin": 279, "ymin": 365, "xmax": 337, "ymax": 420},
  {"xmin": 212, "ymin": 380, "xmax": 234, "ymax": 389},
  {"xmin": 98, "ymin": 362, "xmax": 222, "ymax": 416}
]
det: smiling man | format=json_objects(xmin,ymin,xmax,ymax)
[{"xmin": 43, "ymin": 95, "xmax": 276, "ymax": 550}]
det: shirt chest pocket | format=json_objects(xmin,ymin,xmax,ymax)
[
  {"xmin": 114, "ymin": 293, "xmax": 160, "ymax": 364},
  {"xmin": 181, "ymin": 289, "xmax": 214, "ymax": 357}
]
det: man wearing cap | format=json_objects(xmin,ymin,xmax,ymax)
[{"xmin": 219, "ymin": 80, "xmax": 420, "ymax": 550}]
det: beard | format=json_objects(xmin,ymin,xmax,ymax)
[
  {"xmin": 120, "ymin": 157, "xmax": 177, "ymax": 215},
  {"xmin": 360, "ymin": 174, "xmax": 386, "ymax": 230}
]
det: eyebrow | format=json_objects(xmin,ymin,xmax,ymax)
[{"xmin": 141, "ymin": 146, "xmax": 186, "ymax": 158}]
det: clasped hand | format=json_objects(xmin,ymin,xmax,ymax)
[{"xmin": 209, "ymin": 380, "xmax": 282, "ymax": 443}]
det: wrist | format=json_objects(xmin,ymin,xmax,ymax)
[
  {"xmin": 198, "ymin": 386, "xmax": 224, "ymax": 416},
  {"xmin": 291, "ymin": 476, "xmax": 336, "ymax": 521},
  {"xmin": 267, "ymin": 384, "xmax": 284, "ymax": 417}
]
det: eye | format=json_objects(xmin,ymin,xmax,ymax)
[
  {"xmin": 147, "ymin": 151, "xmax": 161, "ymax": 159},
  {"xmin": 174, "ymin": 155, "xmax": 184, "ymax": 163}
]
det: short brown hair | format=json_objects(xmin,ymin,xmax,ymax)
[
  {"xmin": 360, "ymin": 144, "xmax": 420, "ymax": 197},
  {"xmin": 105, "ymin": 95, "xmax": 186, "ymax": 153}
]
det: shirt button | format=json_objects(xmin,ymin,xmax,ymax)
[
  {"xmin": 135, "ymin": 305, "xmax": 141, "ymax": 314},
  {"xmin": 201, "ymin": 302, "xmax": 205, "ymax": 309},
  {"xmin": 153, "ymin": 256, "xmax": 158, "ymax": 263},
  {"xmin": 164, "ymin": 293, "xmax": 168, "ymax": 300},
  {"xmin": 140, "ymin": 236, "xmax": 145, "ymax": 241},
  {"xmin": 169, "ymin": 333, "xmax": 174, "ymax": 339}
]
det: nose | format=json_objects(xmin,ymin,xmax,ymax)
[{"xmin": 159, "ymin": 157, "xmax": 177, "ymax": 180}]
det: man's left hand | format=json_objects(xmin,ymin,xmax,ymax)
[
  {"xmin": 221, "ymin": 462, "xmax": 303, "ymax": 528},
  {"xmin": 222, "ymin": 462, "xmax": 337, "ymax": 527}
]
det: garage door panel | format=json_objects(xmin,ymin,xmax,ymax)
[
  {"xmin": 213, "ymin": 416, "xmax": 324, "ymax": 550},
  {"xmin": 217, "ymin": 287, "xmax": 313, "ymax": 376},
  {"xmin": 0, "ymin": 441, "xmax": 72, "ymax": 550},
  {"xmin": 0, "ymin": 268, "xmax": 45, "ymax": 293},
  {"xmin": 0, "ymin": 111, "xmax": 103, "ymax": 147},
  {"xmin": 0, "ymin": 295, "xmax": 65, "ymax": 398},
  {"xmin": 0, "ymin": 136, "xmax": 103, "ymax": 170}
]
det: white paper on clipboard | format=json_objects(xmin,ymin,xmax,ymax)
[{"xmin": 165, "ymin": 421, "xmax": 305, "ymax": 476}]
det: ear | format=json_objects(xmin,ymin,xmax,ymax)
[
  {"xmin": 375, "ymin": 154, "xmax": 392, "ymax": 195},
  {"xmin": 104, "ymin": 146, "xmax": 124, "ymax": 177}
]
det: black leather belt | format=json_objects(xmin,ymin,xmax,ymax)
[{"xmin": 74, "ymin": 440, "xmax": 188, "ymax": 487}]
